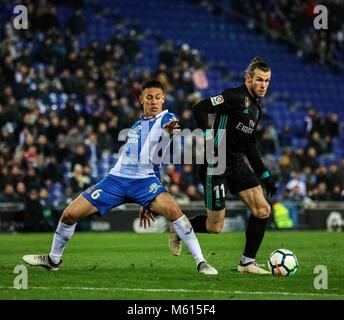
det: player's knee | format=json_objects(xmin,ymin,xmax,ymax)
[
  {"xmin": 207, "ymin": 223, "xmax": 223, "ymax": 234},
  {"xmin": 61, "ymin": 208, "xmax": 79, "ymax": 225},
  {"xmin": 253, "ymin": 203, "xmax": 271, "ymax": 219},
  {"xmin": 163, "ymin": 202, "xmax": 182, "ymax": 220}
]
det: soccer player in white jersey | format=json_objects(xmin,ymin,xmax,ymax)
[{"xmin": 23, "ymin": 80, "xmax": 217, "ymax": 275}]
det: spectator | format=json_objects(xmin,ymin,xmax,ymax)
[
  {"xmin": 24, "ymin": 166, "xmax": 41, "ymax": 191},
  {"xmin": 327, "ymin": 164, "xmax": 342, "ymax": 190},
  {"xmin": 163, "ymin": 164, "xmax": 182, "ymax": 186},
  {"xmin": 279, "ymin": 125, "xmax": 293, "ymax": 148},
  {"xmin": 180, "ymin": 165, "xmax": 196, "ymax": 191},
  {"xmin": 300, "ymin": 147, "xmax": 319, "ymax": 170},
  {"xmin": 304, "ymin": 108, "xmax": 318, "ymax": 136},
  {"xmin": 322, "ymin": 134, "xmax": 333, "ymax": 155},
  {"xmin": 42, "ymin": 156, "xmax": 64, "ymax": 184},
  {"xmin": 325, "ymin": 113, "xmax": 340, "ymax": 138},
  {"xmin": 123, "ymin": 30, "xmax": 140, "ymax": 62},
  {"xmin": 258, "ymin": 131, "xmax": 276, "ymax": 156},
  {"xmin": 15, "ymin": 182, "xmax": 28, "ymax": 203},
  {"xmin": 185, "ymin": 185, "xmax": 203, "ymax": 201},
  {"xmin": 69, "ymin": 164, "xmax": 91, "ymax": 195},
  {"xmin": 306, "ymin": 131, "xmax": 324, "ymax": 156},
  {"xmin": 310, "ymin": 182, "xmax": 329, "ymax": 201},
  {"xmin": 36, "ymin": 134, "xmax": 52, "ymax": 157},
  {"xmin": 64, "ymin": 100, "xmax": 80, "ymax": 125},
  {"xmin": 179, "ymin": 108, "xmax": 196, "ymax": 130},
  {"xmin": 85, "ymin": 132, "xmax": 101, "ymax": 164},
  {"xmin": 68, "ymin": 9, "xmax": 85, "ymax": 35},
  {"xmin": 0, "ymin": 166, "xmax": 12, "ymax": 190},
  {"xmin": 301, "ymin": 165, "xmax": 317, "ymax": 191},
  {"xmin": 107, "ymin": 115, "xmax": 122, "ymax": 153},
  {"xmin": 315, "ymin": 165, "xmax": 329, "ymax": 186},
  {"xmin": 55, "ymin": 136, "xmax": 72, "ymax": 164},
  {"xmin": 169, "ymin": 184, "xmax": 190, "ymax": 205},
  {"xmin": 65, "ymin": 127, "xmax": 84, "ymax": 151},
  {"xmin": 70, "ymin": 144, "xmax": 89, "ymax": 169},
  {"xmin": 192, "ymin": 67, "xmax": 209, "ymax": 90},
  {"xmin": 9, "ymin": 165, "xmax": 24, "ymax": 186},
  {"xmin": 286, "ymin": 172, "xmax": 307, "ymax": 198},
  {"xmin": 46, "ymin": 115, "xmax": 63, "ymax": 144},
  {"xmin": 278, "ymin": 148, "xmax": 300, "ymax": 182},
  {"xmin": 97, "ymin": 122, "xmax": 113, "ymax": 154},
  {"xmin": 266, "ymin": 123, "xmax": 280, "ymax": 152},
  {"xmin": 0, "ymin": 184, "xmax": 16, "ymax": 202},
  {"xmin": 34, "ymin": 2, "xmax": 60, "ymax": 32},
  {"xmin": 329, "ymin": 184, "xmax": 344, "ymax": 201}
]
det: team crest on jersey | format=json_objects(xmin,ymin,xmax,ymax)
[
  {"xmin": 210, "ymin": 95, "xmax": 224, "ymax": 106},
  {"xmin": 127, "ymin": 125, "xmax": 141, "ymax": 143},
  {"xmin": 149, "ymin": 183, "xmax": 161, "ymax": 194},
  {"xmin": 132, "ymin": 125, "xmax": 141, "ymax": 134},
  {"xmin": 244, "ymin": 96, "xmax": 250, "ymax": 108},
  {"xmin": 215, "ymin": 199, "xmax": 222, "ymax": 208}
]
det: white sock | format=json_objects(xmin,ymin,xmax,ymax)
[
  {"xmin": 240, "ymin": 255, "xmax": 255, "ymax": 265},
  {"xmin": 172, "ymin": 215, "xmax": 205, "ymax": 266},
  {"xmin": 49, "ymin": 221, "xmax": 76, "ymax": 264}
]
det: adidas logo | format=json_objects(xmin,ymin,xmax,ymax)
[{"xmin": 243, "ymin": 108, "xmax": 249, "ymax": 114}]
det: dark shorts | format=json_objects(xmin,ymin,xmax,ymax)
[{"xmin": 199, "ymin": 161, "xmax": 260, "ymax": 211}]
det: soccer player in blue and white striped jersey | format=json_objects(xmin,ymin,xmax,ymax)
[{"xmin": 23, "ymin": 80, "xmax": 217, "ymax": 275}]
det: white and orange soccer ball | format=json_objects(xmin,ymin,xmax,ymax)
[{"xmin": 268, "ymin": 248, "xmax": 298, "ymax": 276}]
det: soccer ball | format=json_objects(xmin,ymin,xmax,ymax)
[{"xmin": 268, "ymin": 248, "xmax": 298, "ymax": 276}]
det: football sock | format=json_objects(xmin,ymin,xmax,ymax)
[
  {"xmin": 243, "ymin": 214, "xmax": 268, "ymax": 260},
  {"xmin": 240, "ymin": 255, "xmax": 255, "ymax": 266},
  {"xmin": 189, "ymin": 215, "xmax": 209, "ymax": 233},
  {"xmin": 49, "ymin": 221, "xmax": 76, "ymax": 264},
  {"xmin": 172, "ymin": 215, "xmax": 205, "ymax": 265}
]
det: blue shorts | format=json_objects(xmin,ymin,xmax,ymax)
[{"xmin": 82, "ymin": 174, "xmax": 167, "ymax": 216}]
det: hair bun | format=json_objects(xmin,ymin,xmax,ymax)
[{"xmin": 251, "ymin": 57, "xmax": 264, "ymax": 64}]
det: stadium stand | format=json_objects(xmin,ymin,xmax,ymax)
[{"xmin": 0, "ymin": 0, "xmax": 343, "ymax": 231}]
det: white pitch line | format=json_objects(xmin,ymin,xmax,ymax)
[{"xmin": 1, "ymin": 286, "xmax": 343, "ymax": 298}]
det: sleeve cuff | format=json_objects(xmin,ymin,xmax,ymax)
[
  {"xmin": 260, "ymin": 171, "xmax": 270, "ymax": 179},
  {"xmin": 202, "ymin": 130, "xmax": 212, "ymax": 138}
]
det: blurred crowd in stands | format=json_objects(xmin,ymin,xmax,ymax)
[
  {"xmin": 256, "ymin": 108, "xmax": 344, "ymax": 203},
  {"xmin": 0, "ymin": 0, "xmax": 343, "ymax": 231},
  {"xmin": 190, "ymin": 0, "xmax": 344, "ymax": 69}
]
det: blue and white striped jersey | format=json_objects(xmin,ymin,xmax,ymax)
[{"xmin": 110, "ymin": 110, "xmax": 177, "ymax": 179}]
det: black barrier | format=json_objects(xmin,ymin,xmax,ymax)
[
  {"xmin": 0, "ymin": 202, "xmax": 57, "ymax": 232},
  {"xmin": 0, "ymin": 202, "xmax": 25, "ymax": 232},
  {"xmin": 301, "ymin": 208, "xmax": 344, "ymax": 231},
  {"xmin": 87, "ymin": 208, "xmax": 249, "ymax": 232},
  {"xmin": 2, "ymin": 202, "xmax": 344, "ymax": 232}
]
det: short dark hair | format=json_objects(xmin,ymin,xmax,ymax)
[
  {"xmin": 245, "ymin": 57, "xmax": 271, "ymax": 77},
  {"xmin": 141, "ymin": 80, "xmax": 164, "ymax": 93}
]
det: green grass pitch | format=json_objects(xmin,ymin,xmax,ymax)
[{"xmin": 0, "ymin": 231, "xmax": 343, "ymax": 300}]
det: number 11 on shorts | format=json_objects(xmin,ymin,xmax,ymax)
[{"xmin": 214, "ymin": 184, "xmax": 225, "ymax": 199}]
